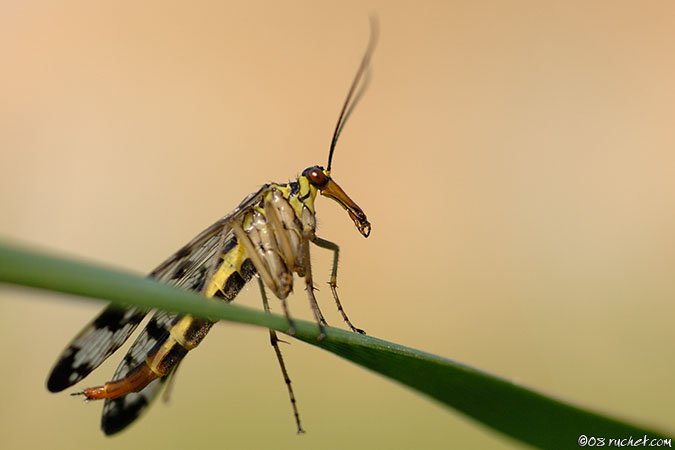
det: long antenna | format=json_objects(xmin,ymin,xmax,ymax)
[{"xmin": 327, "ymin": 17, "xmax": 379, "ymax": 173}]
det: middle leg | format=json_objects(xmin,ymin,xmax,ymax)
[
  {"xmin": 257, "ymin": 277, "xmax": 304, "ymax": 434},
  {"xmin": 299, "ymin": 236, "xmax": 328, "ymax": 340}
]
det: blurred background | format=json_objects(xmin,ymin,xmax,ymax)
[{"xmin": 2, "ymin": 1, "xmax": 675, "ymax": 449}]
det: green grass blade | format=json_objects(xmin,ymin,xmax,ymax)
[{"xmin": 0, "ymin": 242, "xmax": 671, "ymax": 449}]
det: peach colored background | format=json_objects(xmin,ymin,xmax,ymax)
[{"xmin": 2, "ymin": 1, "xmax": 675, "ymax": 449}]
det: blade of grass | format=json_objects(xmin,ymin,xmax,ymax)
[{"xmin": 0, "ymin": 241, "xmax": 671, "ymax": 448}]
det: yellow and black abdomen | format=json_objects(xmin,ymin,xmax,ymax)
[{"xmin": 79, "ymin": 181, "xmax": 318, "ymax": 400}]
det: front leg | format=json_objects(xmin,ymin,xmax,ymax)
[
  {"xmin": 230, "ymin": 220, "xmax": 296, "ymax": 334},
  {"xmin": 312, "ymin": 236, "xmax": 365, "ymax": 334}
]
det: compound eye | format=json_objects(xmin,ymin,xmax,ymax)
[{"xmin": 303, "ymin": 166, "xmax": 329, "ymax": 187}]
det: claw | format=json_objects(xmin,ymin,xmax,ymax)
[{"xmin": 317, "ymin": 323, "xmax": 326, "ymax": 341}]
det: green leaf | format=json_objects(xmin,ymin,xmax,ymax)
[{"xmin": 0, "ymin": 242, "xmax": 670, "ymax": 449}]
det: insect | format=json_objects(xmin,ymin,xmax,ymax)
[{"xmin": 46, "ymin": 24, "xmax": 377, "ymax": 436}]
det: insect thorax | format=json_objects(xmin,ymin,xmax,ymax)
[{"xmin": 204, "ymin": 175, "xmax": 319, "ymax": 303}]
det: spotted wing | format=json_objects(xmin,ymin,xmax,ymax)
[
  {"xmin": 46, "ymin": 306, "xmax": 148, "ymax": 392},
  {"xmin": 46, "ymin": 187, "xmax": 266, "ymax": 397},
  {"xmin": 98, "ymin": 187, "xmax": 268, "ymax": 434}
]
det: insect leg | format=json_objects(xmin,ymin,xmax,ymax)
[
  {"xmin": 265, "ymin": 193, "xmax": 330, "ymax": 338},
  {"xmin": 230, "ymin": 220, "xmax": 297, "ymax": 334},
  {"xmin": 299, "ymin": 236, "xmax": 328, "ymax": 340},
  {"xmin": 311, "ymin": 236, "xmax": 365, "ymax": 334},
  {"xmin": 257, "ymin": 277, "xmax": 305, "ymax": 434},
  {"xmin": 264, "ymin": 192, "xmax": 297, "ymax": 270}
]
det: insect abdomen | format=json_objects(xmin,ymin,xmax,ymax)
[{"xmin": 81, "ymin": 239, "xmax": 256, "ymax": 400}]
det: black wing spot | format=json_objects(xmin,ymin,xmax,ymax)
[
  {"xmin": 93, "ymin": 308, "xmax": 140, "ymax": 332},
  {"xmin": 171, "ymin": 260, "xmax": 191, "ymax": 280},
  {"xmin": 47, "ymin": 350, "xmax": 88, "ymax": 392},
  {"xmin": 174, "ymin": 246, "xmax": 191, "ymax": 259},
  {"xmin": 101, "ymin": 396, "xmax": 149, "ymax": 435},
  {"xmin": 122, "ymin": 352, "xmax": 136, "ymax": 367},
  {"xmin": 144, "ymin": 318, "xmax": 170, "ymax": 342},
  {"xmin": 222, "ymin": 235, "xmax": 238, "ymax": 254}
]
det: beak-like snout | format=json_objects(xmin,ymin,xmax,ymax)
[{"xmin": 320, "ymin": 178, "xmax": 371, "ymax": 238}]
